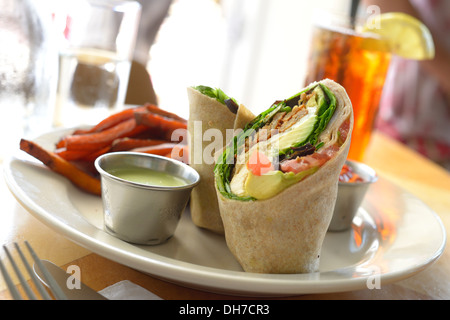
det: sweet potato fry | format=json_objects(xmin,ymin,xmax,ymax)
[
  {"xmin": 54, "ymin": 148, "xmax": 91, "ymax": 161},
  {"xmin": 61, "ymin": 118, "xmax": 149, "ymax": 151},
  {"xmin": 20, "ymin": 139, "xmax": 101, "ymax": 196},
  {"xmin": 82, "ymin": 145, "xmax": 111, "ymax": 162},
  {"xmin": 129, "ymin": 143, "xmax": 178, "ymax": 156},
  {"xmin": 110, "ymin": 137, "xmax": 169, "ymax": 152},
  {"xmin": 143, "ymin": 104, "xmax": 187, "ymax": 123},
  {"xmin": 55, "ymin": 105, "xmax": 184, "ymax": 148},
  {"xmin": 55, "ymin": 106, "xmax": 147, "ymax": 148},
  {"xmin": 167, "ymin": 144, "xmax": 189, "ymax": 164},
  {"xmin": 55, "ymin": 145, "xmax": 111, "ymax": 162},
  {"xmin": 134, "ymin": 111, "xmax": 187, "ymax": 141},
  {"xmin": 72, "ymin": 105, "xmax": 148, "ymax": 135}
]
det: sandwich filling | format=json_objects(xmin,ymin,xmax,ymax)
[{"xmin": 215, "ymin": 83, "xmax": 350, "ymax": 201}]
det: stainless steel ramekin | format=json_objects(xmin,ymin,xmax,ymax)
[
  {"xmin": 328, "ymin": 160, "xmax": 378, "ymax": 231},
  {"xmin": 95, "ymin": 152, "xmax": 200, "ymax": 245}
]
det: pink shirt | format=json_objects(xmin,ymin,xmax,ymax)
[{"xmin": 375, "ymin": 0, "xmax": 450, "ymax": 169}]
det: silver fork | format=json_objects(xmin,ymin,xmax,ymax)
[{"xmin": 0, "ymin": 241, "xmax": 68, "ymax": 300}]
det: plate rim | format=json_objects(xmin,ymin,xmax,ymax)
[{"xmin": 3, "ymin": 129, "xmax": 447, "ymax": 296}]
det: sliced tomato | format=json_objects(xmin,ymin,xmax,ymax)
[
  {"xmin": 247, "ymin": 150, "xmax": 274, "ymax": 176},
  {"xmin": 338, "ymin": 118, "xmax": 351, "ymax": 146},
  {"xmin": 280, "ymin": 145, "xmax": 339, "ymax": 174}
]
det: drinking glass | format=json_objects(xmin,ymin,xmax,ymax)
[
  {"xmin": 53, "ymin": 0, "xmax": 141, "ymax": 128},
  {"xmin": 304, "ymin": 11, "xmax": 391, "ymax": 161}
]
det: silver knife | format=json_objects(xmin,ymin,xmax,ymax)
[{"xmin": 34, "ymin": 260, "xmax": 108, "ymax": 300}]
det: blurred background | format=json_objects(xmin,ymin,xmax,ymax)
[
  {"xmin": 1, "ymin": 0, "xmax": 449, "ymax": 169},
  {"xmin": 146, "ymin": 0, "xmax": 352, "ymax": 118},
  {"xmin": 0, "ymin": 0, "xmax": 351, "ymax": 133}
]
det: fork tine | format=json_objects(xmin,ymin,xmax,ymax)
[
  {"xmin": 0, "ymin": 242, "xmax": 69, "ymax": 300},
  {"xmin": 24, "ymin": 241, "xmax": 68, "ymax": 300},
  {"xmin": 14, "ymin": 242, "xmax": 52, "ymax": 300},
  {"xmin": 3, "ymin": 244, "xmax": 37, "ymax": 300},
  {"xmin": 0, "ymin": 253, "xmax": 23, "ymax": 300}
]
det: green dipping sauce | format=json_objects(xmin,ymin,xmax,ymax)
[{"xmin": 108, "ymin": 167, "xmax": 188, "ymax": 187}]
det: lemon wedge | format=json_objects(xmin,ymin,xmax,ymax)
[{"xmin": 362, "ymin": 12, "xmax": 435, "ymax": 60}]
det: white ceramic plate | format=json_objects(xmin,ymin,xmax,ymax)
[{"xmin": 4, "ymin": 128, "xmax": 446, "ymax": 296}]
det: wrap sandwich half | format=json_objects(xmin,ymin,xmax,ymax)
[
  {"xmin": 187, "ymin": 86, "xmax": 254, "ymax": 234},
  {"xmin": 214, "ymin": 79, "xmax": 353, "ymax": 273}
]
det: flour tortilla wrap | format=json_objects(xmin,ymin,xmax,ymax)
[
  {"xmin": 214, "ymin": 79, "xmax": 353, "ymax": 273},
  {"xmin": 187, "ymin": 86, "xmax": 254, "ymax": 233}
]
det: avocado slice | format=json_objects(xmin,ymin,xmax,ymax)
[
  {"xmin": 276, "ymin": 105, "xmax": 318, "ymax": 155},
  {"xmin": 278, "ymin": 84, "xmax": 335, "ymax": 156},
  {"xmin": 244, "ymin": 167, "xmax": 319, "ymax": 200}
]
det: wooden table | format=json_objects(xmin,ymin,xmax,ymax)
[{"xmin": 1, "ymin": 131, "xmax": 449, "ymax": 300}]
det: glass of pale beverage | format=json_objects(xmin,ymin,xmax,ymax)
[{"xmin": 53, "ymin": 0, "xmax": 141, "ymax": 128}]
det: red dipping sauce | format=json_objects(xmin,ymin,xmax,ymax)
[{"xmin": 339, "ymin": 164, "xmax": 364, "ymax": 183}]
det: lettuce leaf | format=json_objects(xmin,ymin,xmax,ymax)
[{"xmin": 193, "ymin": 85, "xmax": 237, "ymax": 106}]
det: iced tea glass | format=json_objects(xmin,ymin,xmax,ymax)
[{"xmin": 304, "ymin": 12, "xmax": 391, "ymax": 161}]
